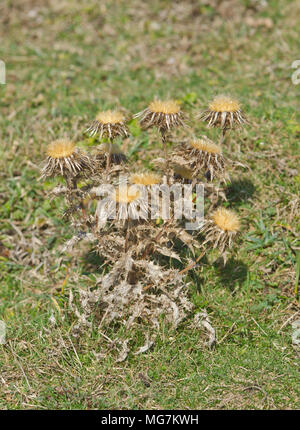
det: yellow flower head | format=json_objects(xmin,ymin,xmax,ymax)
[
  {"xmin": 130, "ymin": 172, "xmax": 162, "ymax": 186},
  {"xmin": 114, "ymin": 186, "xmax": 140, "ymax": 204},
  {"xmin": 148, "ymin": 100, "xmax": 181, "ymax": 115},
  {"xmin": 96, "ymin": 110, "xmax": 125, "ymax": 124},
  {"xmin": 46, "ymin": 140, "xmax": 76, "ymax": 159},
  {"xmin": 212, "ymin": 208, "xmax": 240, "ymax": 232},
  {"xmin": 190, "ymin": 139, "xmax": 221, "ymax": 154},
  {"xmin": 209, "ymin": 95, "xmax": 240, "ymax": 113},
  {"xmin": 173, "ymin": 164, "xmax": 193, "ymax": 180}
]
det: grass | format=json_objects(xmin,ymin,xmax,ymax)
[{"xmin": 0, "ymin": 0, "xmax": 299, "ymax": 409}]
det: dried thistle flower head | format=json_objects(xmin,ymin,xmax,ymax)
[
  {"xmin": 129, "ymin": 172, "xmax": 162, "ymax": 186},
  {"xmin": 172, "ymin": 137, "xmax": 225, "ymax": 181},
  {"xmin": 97, "ymin": 185, "xmax": 148, "ymax": 226},
  {"xmin": 149, "ymin": 100, "xmax": 181, "ymax": 115},
  {"xmin": 97, "ymin": 110, "xmax": 125, "ymax": 124},
  {"xmin": 190, "ymin": 138, "xmax": 221, "ymax": 154},
  {"xmin": 199, "ymin": 95, "xmax": 247, "ymax": 129},
  {"xmin": 114, "ymin": 185, "xmax": 141, "ymax": 204},
  {"xmin": 201, "ymin": 207, "xmax": 240, "ymax": 256},
  {"xmin": 134, "ymin": 99, "xmax": 185, "ymax": 131},
  {"xmin": 41, "ymin": 139, "xmax": 93, "ymax": 179},
  {"xmin": 47, "ymin": 140, "xmax": 76, "ymax": 159},
  {"xmin": 212, "ymin": 208, "xmax": 240, "ymax": 232},
  {"xmin": 86, "ymin": 109, "xmax": 129, "ymax": 139},
  {"xmin": 209, "ymin": 96, "xmax": 241, "ymax": 113}
]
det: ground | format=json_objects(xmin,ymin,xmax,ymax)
[{"xmin": 0, "ymin": 0, "xmax": 299, "ymax": 410}]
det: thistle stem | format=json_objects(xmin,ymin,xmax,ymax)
[
  {"xmin": 64, "ymin": 175, "xmax": 82, "ymax": 221},
  {"xmin": 161, "ymin": 129, "xmax": 170, "ymax": 185},
  {"xmin": 219, "ymin": 128, "xmax": 227, "ymax": 145},
  {"xmin": 65, "ymin": 176, "xmax": 77, "ymax": 191},
  {"xmin": 64, "ymin": 176, "xmax": 78, "ymax": 205},
  {"xmin": 124, "ymin": 219, "xmax": 131, "ymax": 254},
  {"xmin": 106, "ymin": 137, "xmax": 113, "ymax": 175}
]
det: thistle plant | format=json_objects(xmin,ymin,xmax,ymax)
[{"xmin": 40, "ymin": 93, "xmax": 249, "ymax": 346}]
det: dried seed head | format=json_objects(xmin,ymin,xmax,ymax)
[
  {"xmin": 171, "ymin": 137, "xmax": 226, "ymax": 182},
  {"xmin": 47, "ymin": 140, "xmax": 76, "ymax": 158},
  {"xmin": 209, "ymin": 95, "xmax": 240, "ymax": 113},
  {"xmin": 86, "ymin": 109, "xmax": 129, "ymax": 139},
  {"xmin": 96, "ymin": 110, "xmax": 125, "ymax": 124},
  {"xmin": 114, "ymin": 186, "xmax": 141, "ymax": 204},
  {"xmin": 148, "ymin": 100, "xmax": 181, "ymax": 115},
  {"xmin": 200, "ymin": 207, "xmax": 240, "ymax": 257},
  {"xmin": 134, "ymin": 99, "xmax": 185, "ymax": 131},
  {"xmin": 129, "ymin": 172, "xmax": 162, "ymax": 186},
  {"xmin": 41, "ymin": 139, "xmax": 93, "ymax": 179},
  {"xmin": 199, "ymin": 95, "xmax": 248, "ymax": 129},
  {"xmin": 189, "ymin": 138, "xmax": 221, "ymax": 154},
  {"xmin": 212, "ymin": 208, "xmax": 240, "ymax": 232},
  {"xmin": 97, "ymin": 185, "xmax": 148, "ymax": 227}
]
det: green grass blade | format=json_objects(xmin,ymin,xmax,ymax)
[{"xmin": 295, "ymin": 251, "xmax": 300, "ymax": 298}]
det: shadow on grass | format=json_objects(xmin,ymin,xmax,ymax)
[
  {"xmin": 214, "ymin": 258, "xmax": 248, "ymax": 292},
  {"xmin": 225, "ymin": 178, "xmax": 256, "ymax": 206},
  {"xmin": 186, "ymin": 255, "xmax": 210, "ymax": 294}
]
